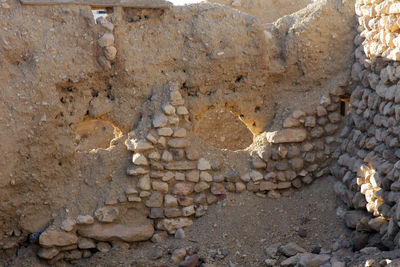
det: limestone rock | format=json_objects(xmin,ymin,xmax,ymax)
[
  {"xmin": 240, "ymin": 173, "xmax": 251, "ymax": 182},
  {"xmin": 195, "ymin": 182, "xmax": 210, "ymax": 192},
  {"xmin": 125, "ymin": 139, "xmax": 153, "ymax": 152},
  {"xmin": 104, "ymin": 46, "xmax": 117, "ymax": 61},
  {"xmin": 283, "ymin": 117, "xmax": 301, "ymax": 128},
  {"xmin": 165, "ymin": 161, "xmax": 197, "ymax": 170},
  {"xmin": 140, "ymin": 191, "xmax": 151, "ymax": 198},
  {"xmin": 292, "ymin": 110, "xmax": 306, "ymax": 119},
  {"xmin": 278, "ymin": 242, "xmax": 306, "ymax": 257},
  {"xmin": 76, "ymin": 215, "xmax": 94, "ymax": 225},
  {"xmin": 78, "ymin": 238, "xmax": 96, "ymax": 249},
  {"xmin": 171, "ymin": 248, "xmax": 186, "ymax": 264},
  {"xmin": 178, "ymin": 196, "xmax": 193, "ymax": 206},
  {"xmin": 198, "ymin": 158, "xmax": 211, "ymax": 170},
  {"xmin": 125, "ymin": 186, "xmax": 138, "ymax": 195},
  {"xmin": 37, "ymin": 247, "xmax": 59, "ymax": 259},
  {"xmin": 161, "ymin": 150, "xmax": 173, "ymax": 162},
  {"xmin": 127, "ymin": 166, "xmax": 149, "ymax": 176},
  {"xmin": 148, "ymin": 151, "xmax": 161, "ymax": 160},
  {"xmin": 250, "ymin": 170, "xmax": 263, "ymax": 181},
  {"xmin": 145, "ymin": 192, "xmax": 163, "ymax": 208},
  {"xmin": 138, "ymin": 175, "xmax": 151, "ymax": 191},
  {"xmin": 78, "ymin": 222, "xmax": 154, "ymax": 242},
  {"xmin": 172, "ymin": 183, "xmax": 194, "ymax": 196},
  {"xmin": 152, "ymin": 181, "xmax": 169, "ymax": 194},
  {"xmin": 95, "ymin": 206, "xmax": 119, "ymax": 223},
  {"xmin": 163, "ymin": 104, "xmax": 175, "ymax": 115},
  {"xmin": 177, "ymin": 106, "xmax": 189, "ymax": 115},
  {"xmin": 146, "ymin": 133, "xmax": 158, "ymax": 144},
  {"xmin": 168, "ymin": 138, "xmax": 190, "ymax": 148},
  {"xmin": 164, "ymin": 208, "xmax": 182, "ymax": 218},
  {"xmin": 182, "ymin": 205, "xmax": 195, "ymax": 216},
  {"xmin": 175, "ymin": 172, "xmax": 185, "ymax": 181},
  {"xmin": 161, "ymin": 171, "xmax": 174, "ymax": 182},
  {"xmin": 157, "ymin": 218, "xmax": 193, "ymax": 234},
  {"xmin": 98, "ymin": 33, "xmax": 114, "ymax": 47},
  {"xmin": 252, "ymin": 158, "xmax": 267, "ymax": 168},
  {"xmin": 260, "ymin": 181, "xmax": 277, "ymax": 191},
  {"xmin": 128, "ymin": 195, "xmax": 141, "ymax": 202},
  {"xmin": 186, "ymin": 170, "xmax": 200, "ymax": 183},
  {"xmin": 173, "ymin": 128, "xmax": 187, "ymax": 138},
  {"xmin": 211, "ymin": 183, "xmax": 225, "ymax": 195},
  {"xmin": 175, "ymin": 228, "xmax": 185, "ymax": 239},
  {"xmin": 235, "ymin": 182, "xmax": 246, "ymax": 192},
  {"xmin": 200, "ymin": 171, "xmax": 213, "ymax": 182},
  {"xmin": 266, "ymin": 129, "xmax": 307, "ymax": 143},
  {"xmin": 164, "ymin": 194, "xmax": 178, "ymax": 207},
  {"xmin": 280, "ymin": 254, "xmax": 300, "ymax": 266},
  {"xmin": 158, "ymin": 127, "xmax": 173, "ymax": 136},
  {"xmin": 153, "ymin": 113, "xmax": 168, "ymax": 128},
  {"xmin": 170, "ymin": 91, "xmax": 183, "ymax": 105},
  {"xmin": 39, "ymin": 229, "xmax": 78, "ymax": 248},
  {"xmin": 61, "ymin": 218, "xmax": 76, "ymax": 232},
  {"xmin": 101, "ymin": 21, "xmax": 114, "ymax": 32},
  {"xmin": 132, "ymin": 153, "xmax": 148, "ymax": 166}
]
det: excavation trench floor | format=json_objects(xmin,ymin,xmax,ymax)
[
  {"xmin": 69, "ymin": 175, "xmax": 351, "ymax": 266},
  {"xmin": 7, "ymin": 176, "xmax": 350, "ymax": 266}
]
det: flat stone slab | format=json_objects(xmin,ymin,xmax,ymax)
[
  {"xmin": 20, "ymin": 0, "xmax": 172, "ymax": 8},
  {"xmin": 265, "ymin": 128, "xmax": 307, "ymax": 143},
  {"xmin": 78, "ymin": 222, "xmax": 154, "ymax": 242}
]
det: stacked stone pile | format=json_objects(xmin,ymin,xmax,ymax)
[
  {"xmin": 96, "ymin": 16, "xmax": 117, "ymax": 69},
  {"xmin": 333, "ymin": 0, "xmax": 400, "ymax": 253}
]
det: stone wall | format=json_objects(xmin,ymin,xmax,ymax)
[
  {"xmin": 333, "ymin": 0, "xmax": 400, "ymax": 251},
  {"xmin": 34, "ymin": 83, "xmax": 347, "ymax": 263}
]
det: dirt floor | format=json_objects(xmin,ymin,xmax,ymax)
[
  {"xmin": 77, "ymin": 176, "xmax": 350, "ymax": 266},
  {"xmin": 5, "ymin": 175, "xmax": 350, "ymax": 267}
]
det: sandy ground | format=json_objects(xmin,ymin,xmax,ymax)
[{"xmin": 71, "ymin": 175, "xmax": 351, "ymax": 266}]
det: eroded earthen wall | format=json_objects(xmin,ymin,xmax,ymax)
[{"xmin": 0, "ymin": 0, "xmax": 356, "ymax": 264}]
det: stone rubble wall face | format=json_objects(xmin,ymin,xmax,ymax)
[
  {"xmin": 34, "ymin": 84, "xmax": 346, "ymax": 263},
  {"xmin": 333, "ymin": 0, "xmax": 400, "ymax": 251}
]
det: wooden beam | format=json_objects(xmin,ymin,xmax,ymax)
[{"xmin": 20, "ymin": 0, "xmax": 172, "ymax": 8}]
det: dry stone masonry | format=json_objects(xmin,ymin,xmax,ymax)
[
  {"xmin": 333, "ymin": 0, "xmax": 400, "ymax": 256},
  {"xmin": 1, "ymin": 0, "xmax": 385, "ymax": 265},
  {"xmin": 33, "ymin": 78, "xmax": 346, "ymax": 263}
]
